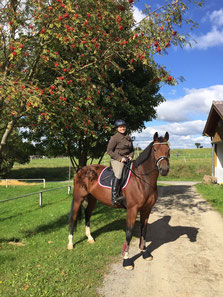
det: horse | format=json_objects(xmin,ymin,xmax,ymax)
[{"xmin": 67, "ymin": 132, "xmax": 170, "ymax": 270}]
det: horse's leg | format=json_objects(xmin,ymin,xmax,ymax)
[
  {"xmin": 85, "ymin": 195, "xmax": 97, "ymax": 243},
  {"xmin": 67, "ymin": 188, "xmax": 85, "ymax": 250},
  {"xmin": 122, "ymin": 207, "xmax": 138, "ymax": 270},
  {"xmin": 139, "ymin": 209, "xmax": 153, "ymax": 261}
]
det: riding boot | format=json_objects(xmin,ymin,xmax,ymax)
[{"xmin": 111, "ymin": 177, "xmax": 125, "ymax": 205}]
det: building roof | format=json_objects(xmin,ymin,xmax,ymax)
[{"xmin": 203, "ymin": 101, "xmax": 223, "ymax": 137}]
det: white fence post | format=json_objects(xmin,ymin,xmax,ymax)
[
  {"xmin": 39, "ymin": 192, "xmax": 43, "ymax": 206},
  {"xmin": 43, "ymin": 179, "xmax": 46, "ymax": 188}
]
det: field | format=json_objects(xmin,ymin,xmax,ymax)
[
  {"xmin": 1, "ymin": 147, "xmax": 222, "ymax": 296},
  {"xmin": 195, "ymin": 183, "xmax": 223, "ymax": 215},
  {"xmin": 0, "ymin": 183, "xmax": 127, "ymax": 297},
  {"xmin": 6, "ymin": 147, "xmax": 212, "ymax": 182}
]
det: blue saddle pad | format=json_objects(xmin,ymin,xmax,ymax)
[{"xmin": 98, "ymin": 163, "xmax": 132, "ymax": 189}]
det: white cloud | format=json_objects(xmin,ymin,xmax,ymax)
[
  {"xmin": 132, "ymin": 85, "xmax": 223, "ymax": 149},
  {"xmin": 191, "ymin": 27, "xmax": 223, "ymax": 49},
  {"xmin": 190, "ymin": 8, "xmax": 223, "ymax": 49},
  {"xmin": 132, "ymin": 5, "xmax": 146, "ymax": 23},
  {"xmin": 132, "ymin": 120, "xmax": 211, "ymax": 149},
  {"xmin": 209, "ymin": 9, "xmax": 223, "ymax": 27},
  {"xmin": 156, "ymin": 85, "xmax": 223, "ymax": 122}
]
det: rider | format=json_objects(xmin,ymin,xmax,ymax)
[{"xmin": 107, "ymin": 120, "xmax": 134, "ymax": 205}]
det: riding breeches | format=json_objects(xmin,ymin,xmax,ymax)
[{"xmin": 110, "ymin": 159, "xmax": 125, "ymax": 179}]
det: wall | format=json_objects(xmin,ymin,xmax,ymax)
[{"xmin": 216, "ymin": 142, "xmax": 223, "ymax": 184}]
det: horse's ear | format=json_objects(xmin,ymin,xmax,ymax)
[
  {"xmin": 164, "ymin": 132, "xmax": 169, "ymax": 141},
  {"xmin": 154, "ymin": 132, "xmax": 158, "ymax": 141}
]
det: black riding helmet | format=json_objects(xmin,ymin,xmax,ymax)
[{"xmin": 115, "ymin": 119, "xmax": 126, "ymax": 127}]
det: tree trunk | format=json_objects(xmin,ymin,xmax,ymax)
[
  {"xmin": 78, "ymin": 138, "xmax": 89, "ymax": 168},
  {"xmin": 0, "ymin": 118, "xmax": 17, "ymax": 154}
]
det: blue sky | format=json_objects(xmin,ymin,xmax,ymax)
[{"xmin": 131, "ymin": 0, "xmax": 223, "ymax": 149}]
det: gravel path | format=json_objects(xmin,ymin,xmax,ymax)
[{"xmin": 98, "ymin": 183, "xmax": 223, "ymax": 297}]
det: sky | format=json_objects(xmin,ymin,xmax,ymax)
[{"xmin": 131, "ymin": 0, "xmax": 223, "ymax": 149}]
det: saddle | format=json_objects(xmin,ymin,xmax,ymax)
[{"xmin": 98, "ymin": 161, "xmax": 133, "ymax": 190}]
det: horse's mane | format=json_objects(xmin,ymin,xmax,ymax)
[
  {"xmin": 133, "ymin": 137, "xmax": 165, "ymax": 169},
  {"xmin": 133, "ymin": 141, "xmax": 154, "ymax": 169}
]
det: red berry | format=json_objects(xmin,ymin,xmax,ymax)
[
  {"xmin": 154, "ymin": 41, "xmax": 159, "ymax": 47},
  {"xmin": 116, "ymin": 16, "xmax": 122, "ymax": 23}
]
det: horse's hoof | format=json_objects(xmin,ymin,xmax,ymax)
[
  {"xmin": 88, "ymin": 239, "xmax": 95, "ymax": 244},
  {"xmin": 124, "ymin": 265, "xmax": 134, "ymax": 271},
  {"xmin": 67, "ymin": 244, "xmax": 74, "ymax": 250},
  {"xmin": 145, "ymin": 255, "xmax": 153, "ymax": 261},
  {"xmin": 123, "ymin": 258, "xmax": 134, "ymax": 270}
]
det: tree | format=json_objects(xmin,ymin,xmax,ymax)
[
  {"xmin": 0, "ymin": 0, "xmax": 203, "ymax": 167},
  {"xmin": 22, "ymin": 59, "xmax": 164, "ymax": 167},
  {"xmin": 195, "ymin": 143, "xmax": 201, "ymax": 148}
]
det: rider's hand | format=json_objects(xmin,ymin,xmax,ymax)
[
  {"xmin": 121, "ymin": 157, "xmax": 127, "ymax": 163},
  {"xmin": 128, "ymin": 156, "xmax": 132, "ymax": 161}
]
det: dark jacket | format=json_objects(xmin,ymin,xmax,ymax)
[{"xmin": 107, "ymin": 132, "xmax": 134, "ymax": 162}]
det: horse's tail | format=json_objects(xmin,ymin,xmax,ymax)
[{"xmin": 69, "ymin": 188, "xmax": 83, "ymax": 232}]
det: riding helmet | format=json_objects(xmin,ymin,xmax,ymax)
[{"xmin": 115, "ymin": 119, "xmax": 126, "ymax": 127}]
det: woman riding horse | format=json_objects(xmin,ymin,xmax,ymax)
[
  {"xmin": 107, "ymin": 119, "xmax": 134, "ymax": 205},
  {"xmin": 67, "ymin": 132, "xmax": 170, "ymax": 270}
]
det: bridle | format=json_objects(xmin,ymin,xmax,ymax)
[
  {"xmin": 126, "ymin": 141, "xmax": 169, "ymax": 185},
  {"xmin": 153, "ymin": 142, "xmax": 169, "ymax": 169}
]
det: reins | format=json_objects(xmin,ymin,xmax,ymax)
[
  {"xmin": 126, "ymin": 141, "xmax": 169, "ymax": 185},
  {"xmin": 127, "ymin": 165, "xmax": 157, "ymax": 186}
]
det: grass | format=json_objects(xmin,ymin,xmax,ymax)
[
  {"xmin": 0, "ymin": 147, "xmax": 221, "ymax": 296},
  {"xmin": 0, "ymin": 183, "xmax": 128, "ymax": 297},
  {"xmin": 195, "ymin": 183, "xmax": 223, "ymax": 215},
  {"xmin": 158, "ymin": 148, "xmax": 212, "ymax": 181},
  {"xmin": 6, "ymin": 147, "xmax": 212, "ymax": 182}
]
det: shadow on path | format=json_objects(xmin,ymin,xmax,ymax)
[{"xmin": 128, "ymin": 215, "xmax": 199, "ymax": 266}]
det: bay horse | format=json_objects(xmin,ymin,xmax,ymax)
[{"xmin": 67, "ymin": 132, "xmax": 170, "ymax": 270}]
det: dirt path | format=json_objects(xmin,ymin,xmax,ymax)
[{"xmin": 98, "ymin": 183, "xmax": 223, "ymax": 297}]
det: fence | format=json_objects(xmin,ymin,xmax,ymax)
[
  {"xmin": 0, "ymin": 185, "xmax": 72, "ymax": 206},
  {"xmin": 0, "ymin": 178, "xmax": 46, "ymax": 188}
]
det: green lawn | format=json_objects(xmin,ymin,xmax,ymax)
[
  {"xmin": 195, "ymin": 183, "xmax": 223, "ymax": 215},
  {"xmin": 6, "ymin": 148, "xmax": 212, "ymax": 182},
  {"xmin": 1, "ymin": 145, "xmax": 222, "ymax": 296},
  {"xmin": 0, "ymin": 183, "xmax": 128, "ymax": 297}
]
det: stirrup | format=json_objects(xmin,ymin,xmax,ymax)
[
  {"xmin": 115, "ymin": 195, "xmax": 125, "ymax": 204},
  {"xmin": 112, "ymin": 194, "xmax": 126, "ymax": 208}
]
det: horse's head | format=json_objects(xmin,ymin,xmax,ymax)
[{"xmin": 153, "ymin": 132, "xmax": 170, "ymax": 176}]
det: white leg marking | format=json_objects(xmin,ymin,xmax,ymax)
[
  {"xmin": 67, "ymin": 234, "xmax": 73, "ymax": 250},
  {"xmin": 85, "ymin": 226, "xmax": 95, "ymax": 243},
  {"xmin": 124, "ymin": 252, "xmax": 129, "ymax": 259}
]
